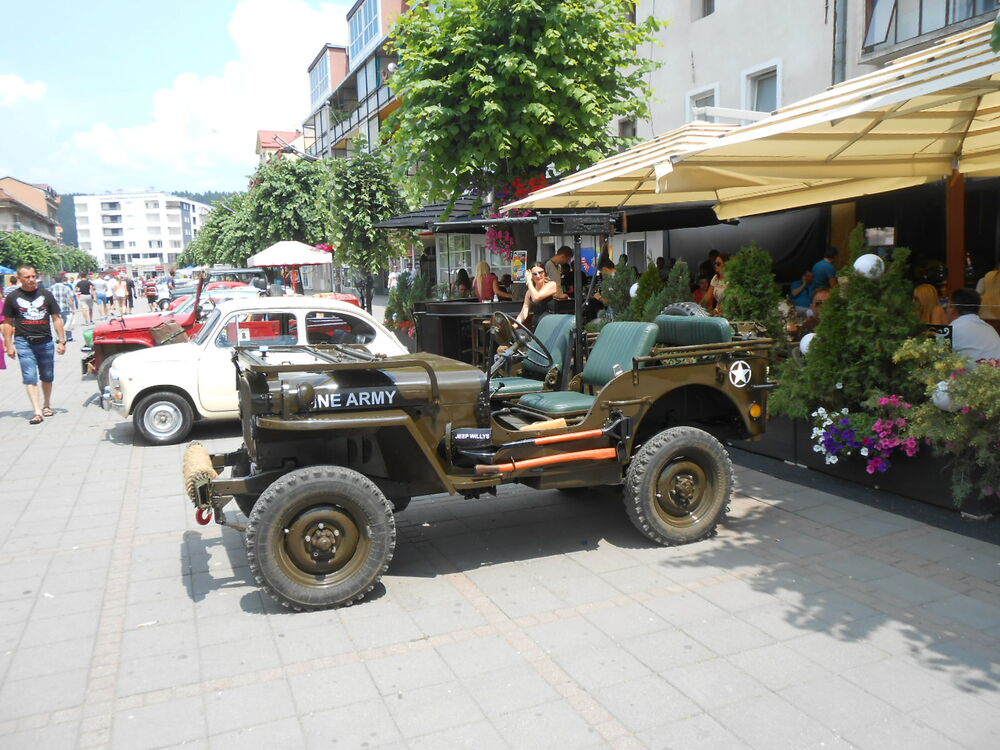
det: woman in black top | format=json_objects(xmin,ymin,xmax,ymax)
[{"xmin": 515, "ymin": 262, "xmax": 557, "ymax": 329}]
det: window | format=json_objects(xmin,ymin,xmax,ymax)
[
  {"xmin": 864, "ymin": 0, "xmax": 998, "ymax": 50},
  {"xmin": 306, "ymin": 311, "xmax": 377, "ymax": 346},
  {"xmin": 744, "ymin": 64, "xmax": 780, "ymax": 113},
  {"xmin": 618, "ymin": 118, "xmax": 637, "ymax": 138},
  {"xmin": 349, "ymin": 0, "xmax": 381, "ymax": 62},
  {"xmin": 102, "ymin": 215, "xmax": 122, "ymax": 224},
  {"xmin": 78, "ymin": 229, "xmax": 90, "ymax": 238},
  {"xmin": 625, "ymin": 240, "xmax": 647, "ymax": 272},
  {"xmin": 101, "ymin": 201, "xmax": 121, "ymax": 211},
  {"xmin": 77, "ymin": 216, "xmax": 89, "ymax": 225},
  {"xmin": 148, "ymin": 226, "xmax": 161, "ymax": 235},
  {"xmin": 694, "ymin": 0, "xmax": 715, "ymax": 18},
  {"xmin": 170, "ymin": 240, "xmax": 181, "ymax": 248},
  {"xmin": 688, "ymin": 87, "xmax": 717, "ymax": 122},
  {"xmin": 104, "ymin": 240, "xmax": 124, "ymax": 249},
  {"xmin": 149, "ymin": 240, "xmax": 163, "ymax": 249},
  {"xmin": 107, "ymin": 254, "xmax": 126, "ymax": 264},
  {"xmin": 168, "ymin": 227, "xmax": 181, "ymax": 235},
  {"xmin": 146, "ymin": 213, "xmax": 160, "ymax": 222},
  {"xmin": 216, "ymin": 312, "xmax": 298, "ymax": 348},
  {"xmin": 81, "ymin": 242, "xmax": 91, "ymax": 250},
  {"xmin": 310, "ymin": 53, "xmax": 330, "ymax": 107},
  {"xmin": 145, "ymin": 200, "xmax": 159, "ymax": 209},
  {"xmin": 103, "ymin": 228, "xmax": 123, "ymax": 236}
]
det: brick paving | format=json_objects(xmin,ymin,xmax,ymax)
[{"xmin": 1, "ymin": 332, "xmax": 999, "ymax": 749}]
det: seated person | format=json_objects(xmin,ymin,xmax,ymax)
[
  {"xmin": 794, "ymin": 288, "xmax": 830, "ymax": 341},
  {"xmin": 914, "ymin": 283, "xmax": 947, "ymax": 326},
  {"xmin": 947, "ymin": 288, "xmax": 1000, "ymax": 365},
  {"xmin": 789, "ymin": 270, "xmax": 816, "ymax": 314}
]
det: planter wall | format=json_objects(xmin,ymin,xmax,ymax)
[
  {"xmin": 738, "ymin": 416, "xmax": 999, "ymax": 515},
  {"xmin": 394, "ymin": 329, "xmax": 417, "ymax": 353}
]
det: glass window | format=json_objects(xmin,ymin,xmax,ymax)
[
  {"xmin": 215, "ymin": 312, "xmax": 298, "ymax": 348},
  {"xmin": 349, "ymin": 0, "xmax": 381, "ymax": 62},
  {"xmin": 101, "ymin": 201, "xmax": 120, "ymax": 211},
  {"xmin": 306, "ymin": 311, "xmax": 377, "ymax": 345},
  {"xmin": 750, "ymin": 69, "xmax": 778, "ymax": 112},
  {"xmin": 145, "ymin": 200, "xmax": 159, "ymax": 209},
  {"xmin": 864, "ymin": 0, "xmax": 998, "ymax": 50},
  {"xmin": 690, "ymin": 89, "xmax": 715, "ymax": 122},
  {"xmin": 310, "ymin": 53, "xmax": 330, "ymax": 107}
]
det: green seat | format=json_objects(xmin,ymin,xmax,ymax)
[
  {"xmin": 492, "ymin": 314, "xmax": 574, "ymax": 396},
  {"xmin": 518, "ymin": 321, "xmax": 659, "ymax": 415},
  {"xmin": 653, "ymin": 315, "xmax": 733, "ymax": 346}
]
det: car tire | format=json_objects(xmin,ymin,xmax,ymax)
[
  {"xmin": 623, "ymin": 426, "xmax": 732, "ymax": 545},
  {"xmin": 660, "ymin": 301, "xmax": 711, "ymax": 317},
  {"xmin": 246, "ymin": 465, "xmax": 395, "ymax": 611},
  {"xmin": 133, "ymin": 391, "xmax": 194, "ymax": 445}
]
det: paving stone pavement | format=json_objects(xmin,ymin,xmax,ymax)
[{"xmin": 1, "ymin": 334, "xmax": 999, "ymax": 749}]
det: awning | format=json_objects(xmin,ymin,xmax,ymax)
[
  {"xmin": 507, "ymin": 21, "xmax": 1000, "ymax": 221},
  {"xmin": 375, "ymin": 197, "xmax": 484, "ymax": 230}
]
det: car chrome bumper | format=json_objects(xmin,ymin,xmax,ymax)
[{"xmin": 100, "ymin": 386, "xmax": 125, "ymax": 412}]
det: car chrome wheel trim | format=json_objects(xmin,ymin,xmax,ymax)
[{"xmin": 143, "ymin": 401, "xmax": 183, "ymax": 437}]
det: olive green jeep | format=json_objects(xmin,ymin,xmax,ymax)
[{"xmin": 183, "ymin": 312, "xmax": 773, "ymax": 610}]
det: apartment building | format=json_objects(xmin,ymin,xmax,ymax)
[
  {"xmin": 302, "ymin": 0, "xmax": 407, "ymax": 159},
  {"xmin": 73, "ymin": 192, "xmax": 211, "ymax": 273},
  {"xmin": 0, "ymin": 177, "xmax": 61, "ymax": 244}
]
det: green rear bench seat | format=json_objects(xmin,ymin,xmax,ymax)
[{"xmin": 653, "ymin": 315, "xmax": 733, "ymax": 346}]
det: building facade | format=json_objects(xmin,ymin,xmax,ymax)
[
  {"xmin": 612, "ymin": 0, "xmax": 1000, "ymax": 270},
  {"xmin": 302, "ymin": 0, "xmax": 407, "ymax": 160},
  {"xmin": 73, "ymin": 192, "xmax": 211, "ymax": 273},
  {"xmin": 0, "ymin": 177, "xmax": 62, "ymax": 244}
]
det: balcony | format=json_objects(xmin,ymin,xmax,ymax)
[{"xmin": 327, "ymin": 83, "xmax": 395, "ymax": 148}]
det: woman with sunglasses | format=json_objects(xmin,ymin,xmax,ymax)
[
  {"xmin": 701, "ymin": 252, "xmax": 729, "ymax": 315},
  {"xmin": 515, "ymin": 262, "xmax": 557, "ymax": 328}
]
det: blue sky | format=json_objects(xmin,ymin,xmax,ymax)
[{"xmin": 0, "ymin": 0, "xmax": 351, "ymax": 196}]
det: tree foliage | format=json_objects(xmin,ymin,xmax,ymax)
[
  {"xmin": 386, "ymin": 0, "xmax": 664, "ymax": 203},
  {"xmin": 770, "ymin": 225, "xmax": 924, "ymax": 418},
  {"xmin": 627, "ymin": 263, "xmax": 664, "ymax": 320},
  {"xmin": 329, "ymin": 144, "xmax": 410, "ymax": 310},
  {"xmin": 53, "ymin": 246, "xmax": 100, "ymax": 274},
  {"xmin": 722, "ymin": 243, "xmax": 787, "ymax": 354},
  {"xmin": 0, "ymin": 232, "xmax": 56, "ymax": 272},
  {"xmin": 642, "ymin": 260, "xmax": 693, "ymax": 319}
]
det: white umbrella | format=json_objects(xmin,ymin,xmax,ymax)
[{"xmin": 246, "ymin": 240, "xmax": 332, "ymax": 268}]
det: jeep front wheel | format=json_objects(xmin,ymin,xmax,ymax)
[
  {"xmin": 134, "ymin": 391, "xmax": 194, "ymax": 445},
  {"xmin": 624, "ymin": 426, "xmax": 732, "ymax": 545},
  {"xmin": 245, "ymin": 465, "xmax": 395, "ymax": 610}
]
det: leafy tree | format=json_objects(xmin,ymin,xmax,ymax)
[
  {"xmin": 770, "ymin": 225, "xmax": 924, "ymax": 418},
  {"xmin": 627, "ymin": 263, "xmax": 664, "ymax": 320},
  {"xmin": 249, "ymin": 159, "xmax": 334, "ymax": 248},
  {"xmin": 53, "ymin": 246, "xmax": 99, "ymax": 274},
  {"xmin": 328, "ymin": 144, "xmax": 409, "ymax": 312},
  {"xmin": 386, "ymin": 0, "xmax": 663, "ymax": 204},
  {"xmin": 642, "ymin": 260, "xmax": 693, "ymax": 319},
  {"xmin": 181, "ymin": 193, "xmax": 259, "ymax": 268},
  {"xmin": 0, "ymin": 231, "xmax": 56, "ymax": 272},
  {"xmin": 722, "ymin": 243, "xmax": 787, "ymax": 355}
]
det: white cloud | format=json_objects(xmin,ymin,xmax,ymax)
[
  {"xmin": 61, "ymin": 0, "xmax": 349, "ymax": 190},
  {"xmin": 0, "ymin": 74, "xmax": 46, "ymax": 106}
]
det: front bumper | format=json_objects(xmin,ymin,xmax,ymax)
[{"xmin": 100, "ymin": 383, "xmax": 125, "ymax": 412}]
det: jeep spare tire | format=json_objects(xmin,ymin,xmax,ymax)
[
  {"xmin": 134, "ymin": 391, "xmax": 194, "ymax": 445},
  {"xmin": 245, "ymin": 465, "xmax": 396, "ymax": 610},
  {"xmin": 624, "ymin": 426, "xmax": 732, "ymax": 545}
]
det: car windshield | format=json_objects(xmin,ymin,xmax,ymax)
[{"xmin": 192, "ymin": 308, "xmax": 223, "ymax": 345}]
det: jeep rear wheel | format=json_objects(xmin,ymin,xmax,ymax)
[
  {"xmin": 624, "ymin": 426, "xmax": 732, "ymax": 545},
  {"xmin": 245, "ymin": 465, "xmax": 395, "ymax": 610},
  {"xmin": 134, "ymin": 391, "xmax": 194, "ymax": 445}
]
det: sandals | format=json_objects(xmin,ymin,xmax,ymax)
[
  {"xmin": 29, "ymin": 414, "xmax": 43, "ymax": 425},
  {"xmin": 42, "ymin": 407, "xmax": 54, "ymax": 417}
]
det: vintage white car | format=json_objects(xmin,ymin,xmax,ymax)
[{"xmin": 104, "ymin": 297, "xmax": 406, "ymax": 444}]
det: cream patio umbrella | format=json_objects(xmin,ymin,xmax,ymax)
[{"xmin": 654, "ymin": 20, "xmax": 1000, "ymax": 222}]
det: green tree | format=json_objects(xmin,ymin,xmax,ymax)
[
  {"xmin": 249, "ymin": 159, "xmax": 334, "ymax": 248},
  {"xmin": 386, "ymin": 0, "xmax": 663, "ymax": 204},
  {"xmin": 627, "ymin": 263, "xmax": 664, "ymax": 320},
  {"xmin": 53, "ymin": 246, "xmax": 99, "ymax": 274},
  {"xmin": 0, "ymin": 231, "xmax": 56, "ymax": 272},
  {"xmin": 642, "ymin": 260, "xmax": 693, "ymax": 319},
  {"xmin": 722, "ymin": 243, "xmax": 787, "ymax": 355},
  {"xmin": 328, "ymin": 144, "xmax": 409, "ymax": 312},
  {"xmin": 770, "ymin": 225, "xmax": 924, "ymax": 418}
]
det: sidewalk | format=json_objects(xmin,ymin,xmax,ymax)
[{"xmin": 0, "ymin": 340, "xmax": 999, "ymax": 748}]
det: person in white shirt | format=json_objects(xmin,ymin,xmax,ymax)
[{"xmin": 947, "ymin": 288, "xmax": 1000, "ymax": 366}]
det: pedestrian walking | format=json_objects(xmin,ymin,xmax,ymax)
[
  {"xmin": 113, "ymin": 275, "xmax": 128, "ymax": 315},
  {"xmin": 75, "ymin": 272, "xmax": 95, "ymax": 325},
  {"xmin": 1, "ymin": 264, "xmax": 67, "ymax": 424},
  {"xmin": 48, "ymin": 274, "xmax": 77, "ymax": 342},
  {"xmin": 125, "ymin": 275, "xmax": 136, "ymax": 312},
  {"xmin": 144, "ymin": 276, "xmax": 158, "ymax": 310},
  {"xmin": 156, "ymin": 277, "xmax": 171, "ymax": 310}
]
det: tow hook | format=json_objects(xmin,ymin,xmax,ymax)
[{"xmin": 195, "ymin": 507, "xmax": 213, "ymax": 525}]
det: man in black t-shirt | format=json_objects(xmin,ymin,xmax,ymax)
[
  {"xmin": 75, "ymin": 272, "xmax": 95, "ymax": 325},
  {"xmin": 2, "ymin": 265, "xmax": 67, "ymax": 424}
]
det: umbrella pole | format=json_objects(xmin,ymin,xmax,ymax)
[{"xmin": 946, "ymin": 168, "xmax": 965, "ymax": 293}]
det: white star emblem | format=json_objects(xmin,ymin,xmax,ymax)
[{"xmin": 729, "ymin": 360, "xmax": 752, "ymax": 388}]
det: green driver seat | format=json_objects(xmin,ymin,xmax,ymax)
[
  {"xmin": 491, "ymin": 314, "xmax": 574, "ymax": 396},
  {"xmin": 517, "ymin": 321, "xmax": 659, "ymax": 415}
]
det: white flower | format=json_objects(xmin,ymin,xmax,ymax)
[
  {"xmin": 813, "ymin": 445, "xmax": 823, "ymax": 453},
  {"xmin": 860, "ymin": 447, "xmax": 869, "ymax": 456},
  {"xmin": 835, "ymin": 382, "xmax": 843, "ymax": 390},
  {"xmin": 825, "ymin": 455, "xmax": 839, "ymax": 464},
  {"xmin": 841, "ymin": 408, "xmax": 848, "ymax": 414},
  {"xmin": 811, "ymin": 428, "xmax": 822, "ymax": 439}
]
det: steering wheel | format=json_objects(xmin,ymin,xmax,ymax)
[{"xmin": 488, "ymin": 312, "xmax": 554, "ymax": 378}]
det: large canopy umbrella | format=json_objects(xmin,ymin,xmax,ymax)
[
  {"xmin": 246, "ymin": 240, "xmax": 332, "ymax": 268},
  {"xmin": 507, "ymin": 21, "xmax": 1000, "ymax": 289},
  {"xmin": 0, "ymin": 264, "xmax": 16, "ymax": 275}
]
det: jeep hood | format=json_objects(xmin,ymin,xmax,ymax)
[
  {"xmin": 94, "ymin": 312, "xmax": 186, "ymax": 335},
  {"xmin": 113, "ymin": 341, "xmax": 200, "ymax": 371}
]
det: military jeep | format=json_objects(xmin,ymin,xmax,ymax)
[{"xmin": 183, "ymin": 311, "xmax": 773, "ymax": 610}]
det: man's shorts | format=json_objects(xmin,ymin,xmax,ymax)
[
  {"xmin": 96, "ymin": 293, "xmax": 109, "ymax": 305},
  {"xmin": 13, "ymin": 337, "xmax": 55, "ymax": 385}
]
